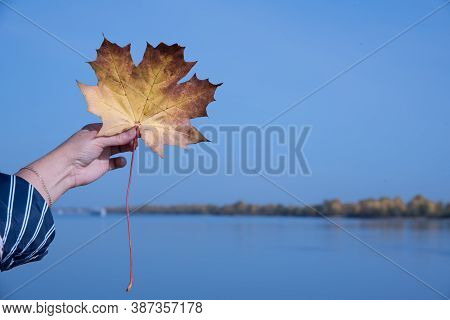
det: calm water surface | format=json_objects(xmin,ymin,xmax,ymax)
[{"xmin": 1, "ymin": 215, "xmax": 449, "ymax": 299}]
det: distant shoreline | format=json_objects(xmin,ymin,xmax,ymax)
[{"xmin": 96, "ymin": 195, "xmax": 450, "ymax": 219}]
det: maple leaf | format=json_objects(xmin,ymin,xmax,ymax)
[{"xmin": 78, "ymin": 37, "xmax": 221, "ymax": 157}]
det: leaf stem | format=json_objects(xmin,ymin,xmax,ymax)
[{"xmin": 125, "ymin": 133, "xmax": 138, "ymax": 292}]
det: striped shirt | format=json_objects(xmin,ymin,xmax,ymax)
[{"xmin": 0, "ymin": 173, "xmax": 55, "ymax": 271}]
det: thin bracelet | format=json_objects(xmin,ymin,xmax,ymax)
[{"xmin": 21, "ymin": 166, "xmax": 53, "ymax": 207}]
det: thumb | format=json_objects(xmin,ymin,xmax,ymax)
[{"xmin": 98, "ymin": 128, "xmax": 137, "ymax": 147}]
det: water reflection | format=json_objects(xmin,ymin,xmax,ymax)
[
  {"xmin": 1, "ymin": 215, "xmax": 449, "ymax": 299},
  {"xmin": 320, "ymin": 217, "xmax": 450, "ymax": 231}
]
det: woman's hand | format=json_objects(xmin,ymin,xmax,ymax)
[
  {"xmin": 16, "ymin": 123, "xmax": 138, "ymax": 205},
  {"xmin": 63, "ymin": 124, "xmax": 137, "ymax": 187}
]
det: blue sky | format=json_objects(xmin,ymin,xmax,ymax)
[{"xmin": 0, "ymin": 0, "xmax": 449, "ymax": 207}]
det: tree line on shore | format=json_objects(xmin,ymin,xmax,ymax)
[{"xmin": 107, "ymin": 195, "xmax": 450, "ymax": 218}]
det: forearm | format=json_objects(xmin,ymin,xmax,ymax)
[
  {"xmin": 0, "ymin": 173, "xmax": 55, "ymax": 272},
  {"xmin": 0, "ymin": 124, "xmax": 134, "ymax": 272}
]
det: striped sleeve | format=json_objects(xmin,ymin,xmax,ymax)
[{"xmin": 0, "ymin": 173, "xmax": 55, "ymax": 271}]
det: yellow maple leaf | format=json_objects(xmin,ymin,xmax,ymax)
[{"xmin": 78, "ymin": 37, "xmax": 221, "ymax": 157}]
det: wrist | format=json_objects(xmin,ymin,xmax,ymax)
[{"xmin": 16, "ymin": 148, "xmax": 75, "ymax": 205}]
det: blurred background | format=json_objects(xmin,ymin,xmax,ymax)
[{"xmin": 0, "ymin": 0, "xmax": 449, "ymax": 299}]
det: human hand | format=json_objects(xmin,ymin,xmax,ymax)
[
  {"xmin": 16, "ymin": 123, "xmax": 138, "ymax": 205},
  {"xmin": 63, "ymin": 123, "xmax": 138, "ymax": 187}
]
